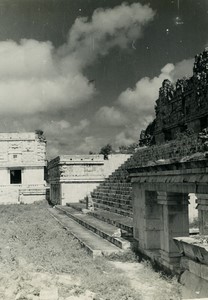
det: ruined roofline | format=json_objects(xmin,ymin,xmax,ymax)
[
  {"xmin": 48, "ymin": 154, "xmax": 104, "ymax": 169},
  {"xmin": 157, "ymin": 47, "xmax": 208, "ymax": 101},
  {"xmin": 140, "ymin": 47, "xmax": 208, "ymax": 146},
  {"xmin": 0, "ymin": 132, "xmax": 39, "ymax": 141}
]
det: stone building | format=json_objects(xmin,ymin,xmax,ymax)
[
  {"xmin": 140, "ymin": 48, "xmax": 208, "ymax": 145},
  {"xmin": 48, "ymin": 154, "xmax": 130, "ymax": 205},
  {"xmin": 48, "ymin": 155, "xmax": 105, "ymax": 205},
  {"xmin": 0, "ymin": 132, "xmax": 47, "ymax": 204}
]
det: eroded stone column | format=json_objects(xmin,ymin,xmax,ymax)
[
  {"xmin": 132, "ymin": 183, "xmax": 146, "ymax": 248},
  {"xmin": 196, "ymin": 194, "xmax": 208, "ymax": 235},
  {"xmin": 143, "ymin": 191, "xmax": 161, "ymax": 250},
  {"xmin": 132, "ymin": 185, "xmax": 160, "ymax": 251},
  {"xmin": 157, "ymin": 192, "xmax": 189, "ymax": 267}
]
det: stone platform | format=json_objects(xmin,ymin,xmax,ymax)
[{"xmin": 48, "ymin": 201, "xmax": 135, "ymax": 257}]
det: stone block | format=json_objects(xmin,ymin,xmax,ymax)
[
  {"xmin": 145, "ymin": 218, "xmax": 161, "ymax": 230},
  {"xmin": 201, "ymin": 264, "xmax": 208, "ymax": 281},
  {"xmin": 144, "ymin": 230, "xmax": 160, "ymax": 249},
  {"xmin": 189, "ymin": 260, "xmax": 201, "ymax": 278},
  {"xmin": 180, "ymin": 270, "xmax": 208, "ymax": 299}
]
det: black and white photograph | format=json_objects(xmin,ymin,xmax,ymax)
[{"xmin": 0, "ymin": 0, "xmax": 208, "ymax": 299}]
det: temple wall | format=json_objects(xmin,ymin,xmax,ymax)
[
  {"xmin": 140, "ymin": 49, "xmax": 208, "ymax": 146},
  {"xmin": 48, "ymin": 155, "xmax": 105, "ymax": 205},
  {"xmin": 0, "ymin": 132, "xmax": 47, "ymax": 204},
  {"xmin": 23, "ymin": 167, "xmax": 45, "ymax": 185},
  {"xmin": 48, "ymin": 154, "xmax": 131, "ymax": 206},
  {"xmin": 61, "ymin": 182, "xmax": 101, "ymax": 205}
]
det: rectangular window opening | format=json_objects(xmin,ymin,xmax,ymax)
[{"xmin": 10, "ymin": 169, "xmax": 22, "ymax": 184}]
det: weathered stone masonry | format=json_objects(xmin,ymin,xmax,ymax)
[
  {"xmin": 140, "ymin": 48, "xmax": 208, "ymax": 145},
  {"xmin": 0, "ymin": 132, "xmax": 47, "ymax": 204},
  {"xmin": 48, "ymin": 155, "xmax": 106, "ymax": 205}
]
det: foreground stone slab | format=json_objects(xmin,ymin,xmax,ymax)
[{"xmin": 48, "ymin": 207, "xmax": 123, "ymax": 257}]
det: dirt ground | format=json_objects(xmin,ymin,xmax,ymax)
[{"xmin": 0, "ymin": 201, "xmax": 181, "ymax": 300}]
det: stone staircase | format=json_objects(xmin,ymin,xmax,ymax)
[
  {"xmin": 48, "ymin": 156, "xmax": 135, "ymax": 257},
  {"xmin": 90, "ymin": 170, "xmax": 133, "ymax": 218}
]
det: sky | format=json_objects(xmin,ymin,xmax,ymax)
[{"xmin": 0, "ymin": 0, "xmax": 207, "ymax": 158}]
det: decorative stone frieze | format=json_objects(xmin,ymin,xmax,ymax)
[{"xmin": 0, "ymin": 132, "xmax": 47, "ymax": 204}]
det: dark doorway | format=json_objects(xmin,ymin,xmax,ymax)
[
  {"xmin": 180, "ymin": 124, "xmax": 187, "ymax": 133},
  {"xmin": 10, "ymin": 169, "xmax": 22, "ymax": 184},
  {"xmin": 163, "ymin": 129, "xmax": 172, "ymax": 141},
  {"xmin": 200, "ymin": 116, "xmax": 208, "ymax": 131}
]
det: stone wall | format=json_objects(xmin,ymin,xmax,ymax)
[
  {"xmin": 140, "ymin": 48, "xmax": 208, "ymax": 145},
  {"xmin": 0, "ymin": 132, "xmax": 47, "ymax": 204},
  {"xmin": 48, "ymin": 154, "xmax": 132, "ymax": 206},
  {"xmin": 48, "ymin": 155, "xmax": 106, "ymax": 205},
  {"xmin": 0, "ymin": 132, "xmax": 46, "ymax": 166}
]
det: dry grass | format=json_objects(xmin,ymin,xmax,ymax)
[{"xmin": 0, "ymin": 201, "xmax": 181, "ymax": 299}]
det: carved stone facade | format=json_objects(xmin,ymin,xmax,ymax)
[
  {"xmin": 140, "ymin": 48, "xmax": 208, "ymax": 145},
  {"xmin": 0, "ymin": 132, "xmax": 47, "ymax": 204},
  {"xmin": 48, "ymin": 155, "xmax": 106, "ymax": 205},
  {"xmin": 48, "ymin": 154, "xmax": 131, "ymax": 206}
]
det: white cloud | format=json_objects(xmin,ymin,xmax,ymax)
[
  {"xmin": 0, "ymin": 39, "xmax": 95, "ymax": 115},
  {"xmin": 42, "ymin": 118, "xmax": 90, "ymax": 158},
  {"xmin": 118, "ymin": 63, "xmax": 174, "ymax": 115},
  {"xmin": 170, "ymin": 58, "xmax": 194, "ymax": 81},
  {"xmin": 42, "ymin": 119, "xmax": 89, "ymax": 136},
  {"xmin": 115, "ymin": 131, "xmax": 135, "ymax": 147},
  {"xmin": 106, "ymin": 58, "xmax": 195, "ymax": 149},
  {"xmin": 117, "ymin": 59, "xmax": 194, "ymax": 121},
  {"xmin": 0, "ymin": 2, "xmax": 155, "ymax": 117},
  {"xmin": 61, "ymin": 2, "xmax": 155, "ymax": 68},
  {"xmin": 77, "ymin": 136, "xmax": 103, "ymax": 154},
  {"xmin": 95, "ymin": 106, "xmax": 127, "ymax": 126}
]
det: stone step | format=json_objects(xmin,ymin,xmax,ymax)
[
  {"xmin": 67, "ymin": 203, "xmax": 133, "ymax": 234},
  {"xmin": 102, "ymin": 180, "xmax": 131, "ymax": 188},
  {"xmin": 48, "ymin": 207, "xmax": 122, "ymax": 257},
  {"xmin": 93, "ymin": 190, "xmax": 132, "ymax": 198},
  {"xmin": 56, "ymin": 205, "xmax": 131, "ymax": 249},
  {"xmin": 88, "ymin": 209, "xmax": 133, "ymax": 235},
  {"xmin": 93, "ymin": 202, "xmax": 133, "ymax": 218},
  {"xmin": 79, "ymin": 198, "xmax": 87, "ymax": 204},
  {"xmin": 91, "ymin": 198, "xmax": 132, "ymax": 210},
  {"xmin": 67, "ymin": 202, "xmax": 84, "ymax": 211},
  {"xmin": 91, "ymin": 193, "xmax": 132, "ymax": 203},
  {"xmin": 92, "ymin": 190, "xmax": 132, "ymax": 197},
  {"xmin": 92, "ymin": 190, "xmax": 131, "ymax": 198},
  {"xmin": 103, "ymin": 180, "xmax": 130, "ymax": 185},
  {"xmin": 108, "ymin": 174, "xmax": 128, "ymax": 180}
]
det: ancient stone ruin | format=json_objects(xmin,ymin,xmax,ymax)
[
  {"xmin": 48, "ymin": 154, "xmax": 130, "ymax": 205},
  {"xmin": 140, "ymin": 47, "xmax": 208, "ymax": 146},
  {"xmin": 48, "ymin": 49, "xmax": 208, "ymax": 296},
  {"xmin": 0, "ymin": 132, "xmax": 47, "ymax": 204}
]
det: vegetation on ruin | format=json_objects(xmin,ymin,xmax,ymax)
[
  {"xmin": 189, "ymin": 217, "xmax": 199, "ymax": 229},
  {"xmin": 99, "ymin": 143, "xmax": 113, "ymax": 159}
]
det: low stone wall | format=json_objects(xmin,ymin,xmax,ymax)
[
  {"xmin": 174, "ymin": 237, "xmax": 208, "ymax": 297},
  {"xmin": 0, "ymin": 185, "xmax": 47, "ymax": 204}
]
